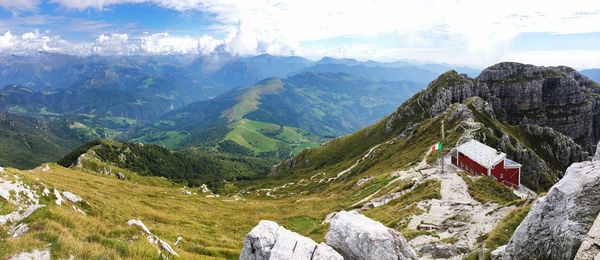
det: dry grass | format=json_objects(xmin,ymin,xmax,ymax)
[{"xmin": 0, "ymin": 164, "xmax": 349, "ymax": 259}]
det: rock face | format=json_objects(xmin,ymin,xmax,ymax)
[
  {"xmin": 594, "ymin": 141, "xmax": 600, "ymax": 162},
  {"xmin": 325, "ymin": 211, "xmax": 417, "ymax": 260},
  {"xmin": 240, "ymin": 220, "xmax": 342, "ymax": 260},
  {"xmin": 425, "ymin": 63, "xmax": 600, "ymax": 154},
  {"xmin": 574, "ymin": 213, "xmax": 600, "ymax": 259},
  {"xmin": 482, "ymin": 65, "xmax": 600, "ymax": 154},
  {"xmin": 494, "ymin": 159, "xmax": 600, "ymax": 260},
  {"xmin": 412, "ymin": 63, "xmax": 599, "ymax": 190}
]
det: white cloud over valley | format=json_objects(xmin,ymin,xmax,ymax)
[{"xmin": 0, "ymin": 0, "xmax": 600, "ymax": 67}]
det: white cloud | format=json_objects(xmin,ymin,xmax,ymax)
[
  {"xmin": 0, "ymin": 0, "xmax": 38, "ymax": 11},
  {"xmin": 0, "ymin": 31, "xmax": 17, "ymax": 50},
  {"xmin": 139, "ymin": 33, "xmax": 199, "ymax": 54},
  {"xmin": 0, "ymin": 30, "xmax": 65, "ymax": 53},
  {"xmin": 2, "ymin": 0, "xmax": 600, "ymax": 67},
  {"xmin": 49, "ymin": 0, "xmax": 143, "ymax": 10},
  {"xmin": 92, "ymin": 33, "xmax": 130, "ymax": 55},
  {"xmin": 197, "ymin": 35, "xmax": 220, "ymax": 55}
]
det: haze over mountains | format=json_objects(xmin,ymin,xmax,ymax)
[{"xmin": 582, "ymin": 69, "xmax": 600, "ymax": 83}]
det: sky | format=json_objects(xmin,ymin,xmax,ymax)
[{"xmin": 0, "ymin": 0, "xmax": 600, "ymax": 68}]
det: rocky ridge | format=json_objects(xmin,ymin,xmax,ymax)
[{"xmin": 392, "ymin": 63, "xmax": 599, "ymax": 190}]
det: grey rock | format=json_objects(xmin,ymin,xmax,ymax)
[
  {"xmin": 417, "ymin": 243, "xmax": 470, "ymax": 258},
  {"xmin": 355, "ymin": 177, "xmax": 372, "ymax": 187},
  {"xmin": 325, "ymin": 210, "xmax": 417, "ymax": 260},
  {"xmin": 9, "ymin": 248, "xmax": 50, "ymax": 260},
  {"xmin": 240, "ymin": 220, "xmax": 343, "ymax": 260},
  {"xmin": 594, "ymin": 141, "xmax": 600, "ymax": 162},
  {"xmin": 61, "ymin": 191, "xmax": 82, "ymax": 203},
  {"xmin": 269, "ymin": 228, "xmax": 317, "ymax": 259},
  {"xmin": 574, "ymin": 213, "xmax": 600, "ymax": 260},
  {"xmin": 313, "ymin": 243, "xmax": 343, "ymax": 260},
  {"xmin": 116, "ymin": 172, "xmax": 125, "ymax": 180},
  {"xmin": 498, "ymin": 159, "xmax": 600, "ymax": 260},
  {"xmin": 491, "ymin": 245, "xmax": 508, "ymax": 260},
  {"xmin": 240, "ymin": 220, "xmax": 279, "ymax": 260}
]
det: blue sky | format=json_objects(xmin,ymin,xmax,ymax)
[{"xmin": 0, "ymin": 0, "xmax": 599, "ymax": 68}]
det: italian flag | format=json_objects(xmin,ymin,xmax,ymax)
[{"xmin": 431, "ymin": 143, "xmax": 442, "ymax": 151}]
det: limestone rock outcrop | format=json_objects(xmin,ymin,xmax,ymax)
[
  {"xmin": 239, "ymin": 220, "xmax": 342, "ymax": 260},
  {"xmin": 493, "ymin": 159, "xmax": 600, "ymax": 260},
  {"xmin": 240, "ymin": 211, "xmax": 418, "ymax": 260},
  {"xmin": 325, "ymin": 211, "xmax": 417, "ymax": 260},
  {"xmin": 574, "ymin": 213, "xmax": 600, "ymax": 260}
]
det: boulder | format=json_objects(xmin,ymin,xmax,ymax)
[
  {"xmin": 313, "ymin": 243, "xmax": 343, "ymax": 260},
  {"xmin": 240, "ymin": 220, "xmax": 279, "ymax": 260},
  {"xmin": 496, "ymin": 159, "xmax": 600, "ymax": 260},
  {"xmin": 116, "ymin": 172, "xmax": 125, "ymax": 180},
  {"xmin": 62, "ymin": 191, "xmax": 82, "ymax": 203},
  {"xmin": 127, "ymin": 219, "xmax": 152, "ymax": 235},
  {"xmin": 325, "ymin": 210, "xmax": 417, "ymax": 260},
  {"xmin": 240, "ymin": 220, "xmax": 342, "ymax": 260},
  {"xmin": 53, "ymin": 189, "xmax": 63, "ymax": 205},
  {"xmin": 269, "ymin": 228, "xmax": 317, "ymax": 259}
]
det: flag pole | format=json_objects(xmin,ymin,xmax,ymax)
[{"xmin": 441, "ymin": 120, "xmax": 445, "ymax": 174}]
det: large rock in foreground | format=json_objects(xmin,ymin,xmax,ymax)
[
  {"xmin": 325, "ymin": 211, "xmax": 417, "ymax": 260},
  {"xmin": 495, "ymin": 159, "xmax": 600, "ymax": 260},
  {"xmin": 239, "ymin": 220, "xmax": 342, "ymax": 260}
]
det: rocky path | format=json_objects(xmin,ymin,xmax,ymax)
[
  {"xmin": 404, "ymin": 161, "xmax": 514, "ymax": 259},
  {"xmin": 436, "ymin": 170, "xmax": 476, "ymax": 204},
  {"xmin": 354, "ymin": 149, "xmax": 514, "ymax": 259}
]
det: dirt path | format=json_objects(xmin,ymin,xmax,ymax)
[
  {"xmin": 352, "ymin": 148, "xmax": 433, "ymax": 208},
  {"xmin": 326, "ymin": 143, "xmax": 382, "ymax": 183}
]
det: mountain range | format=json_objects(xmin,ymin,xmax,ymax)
[
  {"xmin": 0, "ymin": 53, "xmax": 478, "ymax": 169},
  {"xmin": 582, "ymin": 68, "xmax": 600, "ymax": 83},
  {"xmin": 1, "ymin": 61, "xmax": 600, "ymax": 259},
  {"xmin": 131, "ymin": 72, "xmax": 422, "ymax": 157}
]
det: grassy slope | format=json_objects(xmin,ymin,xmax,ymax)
[
  {"xmin": 132, "ymin": 78, "xmax": 321, "ymax": 157},
  {"xmin": 460, "ymin": 173, "xmax": 519, "ymax": 205},
  {"xmin": 0, "ymin": 113, "xmax": 95, "ymax": 169},
  {"xmin": 224, "ymin": 119, "xmax": 319, "ymax": 155},
  {"xmin": 58, "ymin": 140, "xmax": 277, "ymax": 190},
  {"xmin": 222, "ymin": 78, "xmax": 284, "ymax": 122},
  {"xmin": 0, "ymin": 164, "xmax": 357, "ymax": 259}
]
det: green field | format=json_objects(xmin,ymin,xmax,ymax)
[{"xmin": 224, "ymin": 119, "xmax": 320, "ymax": 155}]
